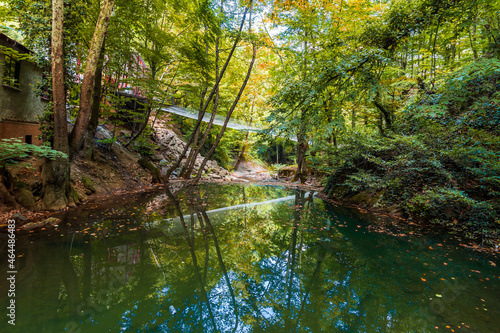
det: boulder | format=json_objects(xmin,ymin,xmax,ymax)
[
  {"xmin": 14, "ymin": 187, "xmax": 36, "ymax": 210},
  {"xmin": 82, "ymin": 176, "xmax": 96, "ymax": 194},
  {"xmin": 151, "ymin": 153, "xmax": 163, "ymax": 162},
  {"xmin": 75, "ymin": 188, "xmax": 88, "ymax": 202}
]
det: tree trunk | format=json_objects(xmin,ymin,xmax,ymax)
[
  {"xmin": 233, "ymin": 107, "xmax": 252, "ymax": 171},
  {"xmin": 42, "ymin": 0, "xmax": 71, "ymax": 210},
  {"xmin": 431, "ymin": 17, "xmax": 441, "ymax": 86},
  {"xmin": 193, "ymin": 37, "xmax": 257, "ymax": 183},
  {"xmin": 373, "ymin": 89, "xmax": 392, "ymax": 131},
  {"xmin": 293, "ymin": 34, "xmax": 309, "ymax": 184},
  {"xmin": 292, "ymin": 117, "xmax": 307, "ymax": 183},
  {"xmin": 182, "ymin": 42, "xmax": 211, "ymax": 178},
  {"xmin": 233, "ymin": 129, "xmax": 250, "ymax": 171},
  {"xmin": 182, "ymin": 31, "xmax": 222, "ymax": 179},
  {"xmin": 373, "ymin": 100, "xmax": 392, "ymax": 130},
  {"xmin": 82, "ymin": 42, "xmax": 105, "ymax": 160},
  {"xmin": 165, "ymin": 1, "xmax": 252, "ymax": 181},
  {"xmin": 69, "ymin": 0, "xmax": 115, "ymax": 156},
  {"xmin": 469, "ymin": 25, "xmax": 478, "ymax": 61},
  {"xmin": 181, "ymin": 85, "xmax": 209, "ymax": 178},
  {"xmin": 377, "ymin": 113, "xmax": 385, "ymax": 137}
]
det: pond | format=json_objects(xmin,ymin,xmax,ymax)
[{"xmin": 1, "ymin": 183, "xmax": 499, "ymax": 332}]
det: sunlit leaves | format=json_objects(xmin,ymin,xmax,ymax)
[{"xmin": 0, "ymin": 138, "xmax": 67, "ymax": 166}]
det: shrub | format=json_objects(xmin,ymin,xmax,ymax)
[{"xmin": 323, "ymin": 59, "xmax": 500, "ymax": 246}]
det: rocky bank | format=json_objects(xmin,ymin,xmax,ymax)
[{"xmin": 0, "ymin": 116, "xmax": 231, "ymax": 217}]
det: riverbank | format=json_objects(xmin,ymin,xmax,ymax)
[
  {"xmin": 321, "ymin": 189, "xmax": 500, "ymax": 254},
  {"xmin": 2, "ymin": 181, "xmax": 497, "ymax": 333},
  {"xmin": 2, "ymin": 172, "xmax": 499, "ymax": 258},
  {"xmin": 0, "ymin": 162, "xmax": 321, "ymax": 232},
  {"xmin": 0, "ymin": 118, "xmax": 232, "ymax": 218},
  {"xmin": 2, "ymin": 137, "xmax": 497, "ymax": 255}
]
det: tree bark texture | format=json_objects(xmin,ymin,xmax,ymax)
[
  {"xmin": 42, "ymin": 0, "xmax": 71, "ymax": 210},
  {"xmin": 82, "ymin": 42, "xmax": 106, "ymax": 160},
  {"xmin": 69, "ymin": 0, "xmax": 115, "ymax": 155}
]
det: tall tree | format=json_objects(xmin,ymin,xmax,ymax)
[
  {"xmin": 193, "ymin": 1, "xmax": 257, "ymax": 183},
  {"xmin": 41, "ymin": 0, "xmax": 70, "ymax": 210},
  {"xmin": 165, "ymin": 0, "xmax": 253, "ymax": 181},
  {"xmin": 82, "ymin": 41, "xmax": 106, "ymax": 160},
  {"xmin": 69, "ymin": 0, "xmax": 115, "ymax": 156}
]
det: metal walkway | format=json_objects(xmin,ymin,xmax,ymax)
[
  {"xmin": 162, "ymin": 105, "xmax": 297, "ymax": 142},
  {"xmin": 163, "ymin": 106, "xmax": 260, "ymax": 132}
]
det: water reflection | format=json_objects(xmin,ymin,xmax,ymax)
[{"xmin": 0, "ymin": 184, "xmax": 498, "ymax": 333}]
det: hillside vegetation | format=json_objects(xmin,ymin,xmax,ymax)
[{"xmin": 324, "ymin": 58, "xmax": 500, "ymax": 246}]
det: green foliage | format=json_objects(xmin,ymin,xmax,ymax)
[
  {"xmin": 97, "ymin": 137, "xmax": 117, "ymax": 145},
  {"xmin": 36, "ymin": 104, "xmax": 54, "ymax": 143},
  {"xmin": 0, "ymin": 138, "xmax": 67, "ymax": 167},
  {"xmin": 399, "ymin": 58, "xmax": 500, "ymax": 133},
  {"xmin": 406, "ymin": 187, "xmax": 498, "ymax": 245},
  {"xmin": 268, "ymin": 163, "xmax": 288, "ymax": 178},
  {"xmin": 324, "ymin": 57, "xmax": 500, "ymax": 246},
  {"xmin": 129, "ymin": 126, "xmax": 159, "ymax": 157}
]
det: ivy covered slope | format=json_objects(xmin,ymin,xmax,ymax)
[{"xmin": 324, "ymin": 57, "xmax": 500, "ymax": 247}]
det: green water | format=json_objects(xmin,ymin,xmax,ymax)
[{"xmin": 1, "ymin": 183, "xmax": 499, "ymax": 332}]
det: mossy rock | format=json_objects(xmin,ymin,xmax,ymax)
[
  {"xmin": 14, "ymin": 186, "xmax": 36, "ymax": 210},
  {"xmin": 82, "ymin": 176, "xmax": 96, "ymax": 194},
  {"xmin": 350, "ymin": 192, "xmax": 371, "ymax": 204}
]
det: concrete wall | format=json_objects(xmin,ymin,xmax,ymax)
[{"xmin": 0, "ymin": 38, "xmax": 47, "ymax": 145}]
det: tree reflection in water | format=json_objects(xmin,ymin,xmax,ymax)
[
  {"xmin": 162, "ymin": 187, "xmax": 323, "ymax": 332},
  {"xmin": 1, "ymin": 183, "xmax": 499, "ymax": 332}
]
